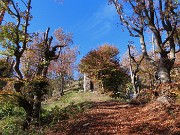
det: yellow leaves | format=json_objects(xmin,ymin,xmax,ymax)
[
  {"xmin": 0, "ymin": 90, "xmax": 14, "ymax": 95},
  {"xmin": 0, "ymin": 79, "xmax": 16, "ymax": 98}
]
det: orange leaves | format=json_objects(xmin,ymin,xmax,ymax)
[
  {"xmin": 79, "ymin": 44, "xmax": 120, "ymax": 78},
  {"xmin": 79, "ymin": 44, "xmax": 128, "ymax": 92},
  {"xmin": 98, "ymin": 44, "xmax": 119, "ymax": 58},
  {"xmin": 0, "ymin": 90, "xmax": 14, "ymax": 95}
]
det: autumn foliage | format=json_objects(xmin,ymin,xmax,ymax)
[
  {"xmin": 0, "ymin": 0, "xmax": 76, "ymax": 130},
  {"xmin": 79, "ymin": 44, "xmax": 129, "ymax": 95}
]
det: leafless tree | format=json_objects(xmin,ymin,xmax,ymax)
[{"xmin": 110, "ymin": 0, "xmax": 179, "ymax": 83}]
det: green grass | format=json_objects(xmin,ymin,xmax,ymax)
[
  {"xmin": 40, "ymin": 90, "xmax": 112, "ymax": 131},
  {"xmin": 43, "ymin": 90, "xmax": 112, "ymax": 111},
  {"xmin": 0, "ymin": 89, "xmax": 112, "ymax": 134}
]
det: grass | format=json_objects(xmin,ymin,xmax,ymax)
[
  {"xmin": 40, "ymin": 90, "xmax": 113, "ymax": 133},
  {"xmin": 43, "ymin": 90, "xmax": 112, "ymax": 111},
  {"xmin": 0, "ymin": 88, "xmax": 113, "ymax": 134}
]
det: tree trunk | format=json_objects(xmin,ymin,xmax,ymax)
[
  {"xmin": 157, "ymin": 55, "xmax": 175, "ymax": 83},
  {"xmin": 59, "ymin": 74, "xmax": 64, "ymax": 96},
  {"xmin": 128, "ymin": 45, "xmax": 143, "ymax": 99},
  {"xmin": 158, "ymin": 65, "xmax": 171, "ymax": 83},
  {"xmin": 83, "ymin": 74, "xmax": 87, "ymax": 91},
  {"xmin": 18, "ymin": 97, "xmax": 33, "ymax": 130},
  {"xmin": 33, "ymin": 100, "xmax": 41, "ymax": 127},
  {"xmin": 42, "ymin": 66, "xmax": 48, "ymax": 77},
  {"xmin": 130, "ymin": 71, "xmax": 140, "ymax": 99},
  {"xmin": 14, "ymin": 82, "xmax": 33, "ymax": 130},
  {"xmin": 14, "ymin": 56, "xmax": 23, "ymax": 79}
]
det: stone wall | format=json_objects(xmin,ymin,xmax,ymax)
[{"xmin": 83, "ymin": 74, "xmax": 98, "ymax": 91}]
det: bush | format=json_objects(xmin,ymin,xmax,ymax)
[
  {"xmin": 0, "ymin": 97, "xmax": 27, "ymax": 134},
  {"xmin": 0, "ymin": 99, "xmax": 25, "ymax": 117},
  {"xmin": 0, "ymin": 116, "xmax": 24, "ymax": 135}
]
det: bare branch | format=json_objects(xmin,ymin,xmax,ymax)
[
  {"xmin": 20, "ymin": 0, "xmax": 32, "ymax": 55},
  {"xmin": 162, "ymin": 21, "xmax": 177, "ymax": 46},
  {"xmin": 44, "ymin": 27, "xmax": 50, "ymax": 47},
  {"xmin": 9, "ymin": 0, "xmax": 21, "ymax": 49},
  {"xmin": 21, "ymin": 0, "xmax": 28, "ymax": 7},
  {"xmin": 159, "ymin": 0, "xmax": 168, "ymax": 30},
  {"xmin": 149, "ymin": 0, "xmax": 154, "ymax": 23}
]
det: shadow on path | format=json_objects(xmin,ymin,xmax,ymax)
[{"xmin": 47, "ymin": 101, "xmax": 180, "ymax": 135}]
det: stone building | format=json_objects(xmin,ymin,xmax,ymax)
[{"xmin": 83, "ymin": 74, "xmax": 98, "ymax": 91}]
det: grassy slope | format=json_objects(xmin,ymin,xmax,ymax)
[
  {"xmin": 45, "ymin": 82, "xmax": 180, "ymax": 135},
  {"xmin": 46, "ymin": 99, "xmax": 180, "ymax": 135},
  {"xmin": 1, "ymin": 81, "xmax": 179, "ymax": 134},
  {"xmin": 43, "ymin": 90, "xmax": 112, "ymax": 111}
]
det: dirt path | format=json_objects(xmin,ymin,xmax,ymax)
[{"xmin": 46, "ymin": 101, "xmax": 180, "ymax": 135}]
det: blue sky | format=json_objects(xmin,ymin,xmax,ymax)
[
  {"xmin": 28, "ymin": 0, "xmax": 140, "ymax": 59},
  {"xmin": 2, "ymin": 0, "xmax": 141, "ymax": 61}
]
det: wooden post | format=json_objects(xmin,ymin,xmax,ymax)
[{"xmin": 83, "ymin": 74, "xmax": 86, "ymax": 91}]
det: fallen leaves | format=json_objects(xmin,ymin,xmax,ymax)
[{"xmin": 46, "ymin": 101, "xmax": 180, "ymax": 135}]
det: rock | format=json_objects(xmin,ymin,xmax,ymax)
[{"xmin": 156, "ymin": 96, "xmax": 170, "ymax": 106}]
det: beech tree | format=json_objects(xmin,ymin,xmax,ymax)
[
  {"xmin": 110, "ymin": 0, "xmax": 180, "ymax": 83},
  {"xmin": 48, "ymin": 46, "xmax": 77, "ymax": 96},
  {"xmin": 79, "ymin": 44, "xmax": 129, "ymax": 94},
  {"xmin": 0, "ymin": 0, "xmax": 70, "ymax": 129},
  {"xmin": 121, "ymin": 43, "xmax": 160, "ymax": 99},
  {"xmin": 21, "ymin": 27, "xmax": 73, "ymax": 78}
]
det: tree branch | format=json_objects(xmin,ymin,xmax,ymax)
[
  {"xmin": 162, "ymin": 21, "xmax": 177, "ymax": 46},
  {"xmin": 20, "ymin": 0, "xmax": 32, "ymax": 55}
]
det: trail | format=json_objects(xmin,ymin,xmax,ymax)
[{"xmin": 46, "ymin": 101, "xmax": 180, "ymax": 135}]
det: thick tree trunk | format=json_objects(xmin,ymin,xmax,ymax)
[
  {"xmin": 157, "ymin": 55, "xmax": 175, "ymax": 83},
  {"xmin": 33, "ymin": 101, "xmax": 41, "ymax": 126},
  {"xmin": 18, "ymin": 97, "xmax": 33, "ymax": 130},
  {"xmin": 158, "ymin": 66, "xmax": 171, "ymax": 83},
  {"xmin": 14, "ymin": 82, "xmax": 33, "ymax": 129}
]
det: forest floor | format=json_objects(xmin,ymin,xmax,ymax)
[{"xmin": 46, "ymin": 92, "xmax": 180, "ymax": 135}]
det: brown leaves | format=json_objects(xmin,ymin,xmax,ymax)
[
  {"xmin": 79, "ymin": 44, "xmax": 120, "ymax": 79},
  {"xmin": 46, "ymin": 101, "xmax": 180, "ymax": 135}
]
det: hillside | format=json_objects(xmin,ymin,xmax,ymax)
[{"xmin": 46, "ymin": 93, "xmax": 180, "ymax": 135}]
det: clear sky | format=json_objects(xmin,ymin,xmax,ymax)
[
  {"xmin": 28, "ymin": 0, "xmax": 139, "ymax": 59},
  {"xmin": 3, "ymin": 0, "xmax": 141, "ymax": 61}
]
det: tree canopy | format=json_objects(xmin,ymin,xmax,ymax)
[{"xmin": 79, "ymin": 44, "xmax": 129, "ymax": 93}]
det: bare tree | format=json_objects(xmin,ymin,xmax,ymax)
[
  {"xmin": 128, "ymin": 44, "xmax": 144, "ymax": 98},
  {"xmin": 110, "ymin": 0, "xmax": 179, "ymax": 83}
]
